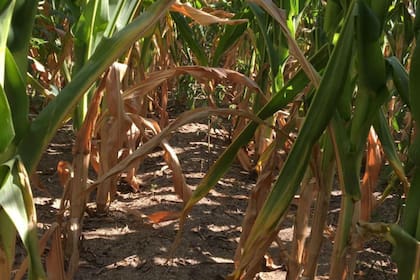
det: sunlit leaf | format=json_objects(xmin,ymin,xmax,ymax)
[
  {"xmin": 171, "ymin": 1, "xmax": 247, "ymax": 25},
  {"xmin": 123, "ymin": 66, "xmax": 263, "ymax": 100},
  {"xmin": 19, "ymin": 0, "xmax": 176, "ymax": 173},
  {"xmin": 89, "ymin": 107, "xmax": 272, "ymax": 192}
]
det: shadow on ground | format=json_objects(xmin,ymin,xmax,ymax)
[{"xmin": 31, "ymin": 119, "xmax": 398, "ymax": 280}]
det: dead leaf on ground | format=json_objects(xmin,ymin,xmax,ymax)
[{"xmin": 147, "ymin": 211, "xmax": 181, "ymax": 223}]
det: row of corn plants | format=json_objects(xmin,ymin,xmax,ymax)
[
  {"xmin": 2, "ymin": 0, "xmax": 420, "ymax": 279},
  {"xmin": 171, "ymin": 0, "xmax": 420, "ymax": 279},
  {"xmin": 0, "ymin": 0, "xmax": 180, "ymax": 278}
]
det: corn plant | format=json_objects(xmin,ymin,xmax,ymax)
[
  {"xmin": 189, "ymin": 1, "xmax": 415, "ymax": 278},
  {"xmin": 160, "ymin": 0, "xmax": 420, "ymax": 279},
  {"xmin": 57, "ymin": 0, "xmax": 420, "ymax": 278},
  {"xmin": 3, "ymin": 0, "xmax": 420, "ymax": 279},
  {"xmin": 0, "ymin": 0, "xmax": 177, "ymax": 278}
]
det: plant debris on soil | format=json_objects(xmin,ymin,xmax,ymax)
[{"xmin": 29, "ymin": 113, "xmax": 399, "ymax": 280}]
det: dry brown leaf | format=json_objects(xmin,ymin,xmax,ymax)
[
  {"xmin": 46, "ymin": 226, "xmax": 66, "ymax": 280},
  {"xmin": 202, "ymin": 7, "xmax": 235, "ymax": 19},
  {"xmin": 96, "ymin": 63, "xmax": 130, "ymax": 210},
  {"xmin": 162, "ymin": 140, "xmax": 192, "ymax": 202},
  {"xmin": 57, "ymin": 160, "xmax": 73, "ymax": 187},
  {"xmin": 128, "ymin": 114, "xmax": 192, "ymax": 202},
  {"xmin": 170, "ymin": 1, "xmax": 247, "ymax": 25},
  {"xmin": 147, "ymin": 211, "xmax": 181, "ymax": 223},
  {"xmin": 249, "ymin": 0, "xmax": 320, "ymax": 88},
  {"xmin": 288, "ymin": 173, "xmax": 314, "ymax": 279},
  {"xmin": 234, "ymin": 143, "xmax": 277, "ymax": 268},
  {"xmin": 123, "ymin": 66, "xmax": 264, "ymax": 102},
  {"xmin": 88, "ymin": 107, "xmax": 269, "ymax": 194},
  {"xmin": 360, "ymin": 128, "xmax": 383, "ymax": 221},
  {"xmin": 237, "ymin": 149, "xmax": 253, "ymax": 171}
]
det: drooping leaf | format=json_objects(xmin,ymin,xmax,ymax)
[
  {"xmin": 88, "ymin": 107, "xmax": 272, "ymax": 192},
  {"xmin": 170, "ymin": 1, "xmax": 247, "ymax": 26},
  {"xmin": 0, "ymin": 158, "xmax": 45, "ymax": 279},
  {"xmin": 230, "ymin": 2, "xmax": 355, "ymax": 277},
  {"xmin": 147, "ymin": 211, "xmax": 181, "ymax": 224},
  {"xmin": 0, "ymin": 181, "xmax": 16, "ymax": 278},
  {"xmin": 19, "ymin": 0, "xmax": 177, "ymax": 173},
  {"xmin": 123, "ymin": 66, "xmax": 263, "ymax": 100},
  {"xmin": 171, "ymin": 12, "xmax": 208, "ymax": 65},
  {"xmin": 373, "ymin": 110, "xmax": 409, "ymax": 190},
  {"xmin": 176, "ymin": 44, "xmax": 329, "ymax": 238},
  {"xmin": 46, "ymin": 225, "xmax": 66, "ymax": 280}
]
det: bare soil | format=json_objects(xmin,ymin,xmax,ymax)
[{"xmin": 30, "ymin": 112, "xmax": 399, "ymax": 279}]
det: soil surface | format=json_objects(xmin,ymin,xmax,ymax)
[{"xmin": 30, "ymin": 112, "xmax": 399, "ymax": 279}]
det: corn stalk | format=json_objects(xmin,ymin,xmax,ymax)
[{"xmin": 0, "ymin": 1, "xmax": 176, "ymax": 279}]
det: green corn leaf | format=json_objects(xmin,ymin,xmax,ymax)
[
  {"xmin": 280, "ymin": 0, "xmax": 311, "ymax": 36},
  {"xmin": 388, "ymin": 223, "xmax": 420, "ymax": 280},
  {"xmin": 180, "ymin": 44, "xmax": 329, "ymax": 219},
  {"xmin": 0, "ymin": 0, "xmax": 15, "ymax": 150},
  {"xmin": 337, "ymin": 59, "xmax": 356, "ymax": 121},
  {"xmin": 403, "ymin": 167, "xmax": 420, "ymax": 239},
  {"xmin": 350, "ymin": 0, "xmax": 390, "ymax": 151},
  {"xmin": 333, "ymin": 101, "xmax": 362, "ymax": 201},
  {"xmin": 72, "ymin": 0, "xmax": 110, "ymax": 129},
  {"xmin": 233, "ymin": 2, "xmax": 355, "ymax": 276},
  {"xmin": 0, "ymin": 158, "xmax": 45, "ymax": 279},
  {"xmin": 373, "ymin": 110, "xmax": 408, "ymax": 188},
  {"xmin": 356, "ymin": 0, "xmax": 386, "ymax": 91},
  {"xmin": 5, "ymin": 48, "xmax": 28, "ymax": 144},
  {"xmin": 0, "ymin": 0, "xmax": 14, "ymax": 85},
  {"xmin": 140, "ymin": 36, "xmax": 154, "ymax": 69},
  {"xmin": 72, "ymin": 0, "xmax": 141, "ymax": 129},
  {"xmin": 0, "ymin": 84, "xmax": 15, "ymax": 157},
  {"xmin": 212, "ymin": 11, "xmax": 249, "ymax": 66},
  {"xmin": 171, "ymin": 12, "xmax": 208, "ymax": 65},
  {"xmin": 369, "ymin": 0, "xmax": 391, "ymax": 33},
  {"xmin": 19, "ymin": 0, "xmax": 176, "ymax": 173},
  {"xmin": 7, "ymin": 0, "xmax": 37, "ymax": 78},
  {"xmin": 386, "ymin": 56, "xmax": 410, "ymax": 108}
]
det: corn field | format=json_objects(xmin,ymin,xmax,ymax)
[{"xmin": 1, "ymin": 0, "xmax": 420, "ymax": 279}]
